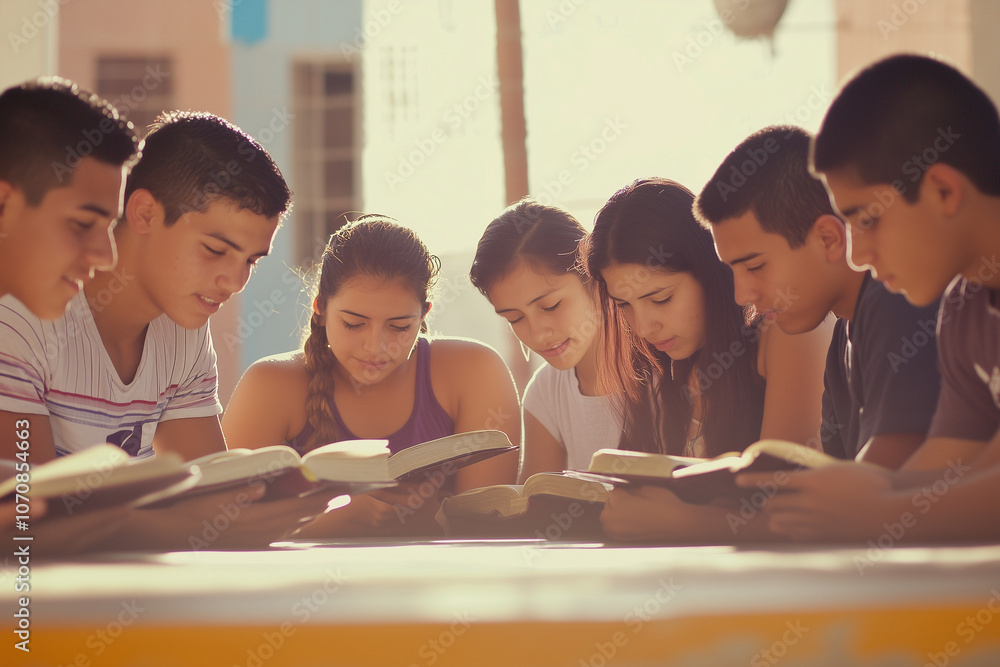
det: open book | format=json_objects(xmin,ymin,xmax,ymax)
[
  {"xmin": 436, "ymin": 472, "xmax": 611, "ymax": 540},
  {"xmin": 582, "ymin": 439, "xmax": 847, "ymax": 505},
  {"xmin": 0, "ymin": 444, "xmax": 193, "ymax": 517},
  {"xmin": 139, "ymin": 429, "xmax": 518, "ymax": 506},
  {"xmin": 386, "ymin": 429, "xmax": 517, "ymax": 480},
  {"xmin": 136, "ymin": 440, "xmax": 397, "ymax": 507}
]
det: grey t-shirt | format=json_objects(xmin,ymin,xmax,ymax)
[
  {"xmin": 928, "ymin": 277, "xmax": 1000, "ymax": 441},
  {"xmin": 821, "ymin": 274, "xmax": 941, "ymax": 459}
]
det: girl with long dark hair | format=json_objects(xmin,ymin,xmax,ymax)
[{"xmin": 585, "ymin": 178, "xmax": 831, "ymax": 541}]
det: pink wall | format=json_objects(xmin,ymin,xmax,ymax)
[
  {"xmin": 836, "ymin": 0, "xmax": 973, "ymax": 79},
  {"xmin": 59, "ymin": 0, "xmax": 243, "ymax": 406}
]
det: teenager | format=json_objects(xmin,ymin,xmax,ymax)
[
  {"xmin": 0, "ymin": 77, "xmax": 137, "ymax": 318},
  {"xmin": 586, "ymin": 177, "xmax": 832, "ymax": 542},
  {"xmin": 0, "ymin": 77, "xmax": 138, "ymax": 545},
  {"xmin": 744, "ymin": 54, "xmax": 1000, "ymax": 542},
  {"xmin": 0, "ymin": 111, "xmax": 289, "ymax": 463},
  {"xmin": 223, "ymin": 215, "xmax": 520, "ymax": 536},
  {"xmin": 0, "ymin": 110, "xmax": 327, "ymax": 550},
  {"xmin": 470, "ymin": 199, "xmax": 622, "ymax": 479},
  {"xmin": 696, "ymin": 125, "xmax": 940, "ymax": 469}
]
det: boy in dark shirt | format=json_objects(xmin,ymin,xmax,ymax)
[
  {"xmin": 695, "ymin": 125, "xmax": 940, "ymax": 469},
  {"xmin": 598, "ymin": 124, "xmax": 942, "ymax": 542},
  {"xmin": 743, "ymin": 54, "xmax": 1000, "ymax": 541}
]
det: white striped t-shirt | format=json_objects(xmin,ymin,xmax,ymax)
[{"xmin": 0, "ymin": 292, "xmax": 222, "ymax": 459}]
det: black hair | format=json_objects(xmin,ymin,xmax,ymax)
[
  {"xmin": 124, "ymin": 111, "xmax": 291, "ymax": 225},
  {"xmin": 470, "ymin": 198, "xmax": 588, "ymax": 297},
  {"xmin": 812, "ymin": 53, "xmax": 1000, "ymax": 201},
  {"xmin": 584, "ymin": 177, "xmax": 765, "ymax": 457},
  {"xmin": 695, "ymin": 125, "xmax": 834, "ymax": 248},
  {"xmin": 0, "ymin": 77, "xmax": 139, "ymax": 205}
]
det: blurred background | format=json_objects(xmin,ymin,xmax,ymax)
[{"xmin": 2, "ymin": 0, "xmax": 997, "ymax": 406}]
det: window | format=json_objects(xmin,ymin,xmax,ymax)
[
  {"xmin": 95, "ymin": 56, "xmax": 173, "ymax": 137},
  {"xmin": 292, "ymin": 61, "xmax": 360, "ymax": 265}
]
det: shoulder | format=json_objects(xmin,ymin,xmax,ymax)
[
  {"xmin": 426, "ymin": 336, "xmax": 509, "ymax": 372},
  {"xmin": 0, "ymin": 294, "xmax": 68, "ymax": 363},
  {"xmin": 939, "ymin": 275, "xmax": 986, "ymax": 326},
  {"xmin": 426, "ymin": 336, "xmax": 515, "ymax": 402},
  {"xmin": 148, "ymin": 319, "xmax": 220, "ymax": 376},
  {"xmin": 936, "ymin": 277, "xmax": 995, "ymax": 359},
  {"xmin": 239, "ymin": 350, "xmax": 309, "ymax": 389},
  {"xmin": 852, "ymin": 280, "xmax": 939, "ymax": 362},
  {"xmin": 227, "ymin": 351, "xmax": 309, "ymax": 418},
  {"xmin": 523, "ymin": 363, "xmax": 558, "ymax": 402},
  {"xmin": 0, "ymin": 295, "xmax": 45, "ymax": 339}
]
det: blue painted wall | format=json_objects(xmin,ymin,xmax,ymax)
[{"xmin": 229, "ymin": 0, "xmax": 363, "ymax": 372}]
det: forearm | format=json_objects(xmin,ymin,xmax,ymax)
[
  {"xmin": 603, "ymin": 497, "xmax": 783, "ymax": 544},
  {"xmin": 901, "ymin": 436, "xmax": 985, "ymax": 471},
  {"xmin": 659, "ymin": 502, "xmax": 784, "ymax": 544},
  {"xmin": 891, "ymin": 465, "xmax": 999, "ymax": 542},
  {"xmin": 456, "ymin": 450, "xmax": 519, "ymax": 491},
  {"xmin": 855, "ymin": 433, "xmax": 925, "ymax": 470},
  {"xmin": 102, "ymin": 508, "xmax": 192, "ymax": 551},
  {"xmin": 153, "ymin": 415, "xmax": 228, "ymax": 461}
]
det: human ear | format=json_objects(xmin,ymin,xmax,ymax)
[
  {"xmin": 124, "ymin": 189, "xmax": 163, "ymax": 234},
  {"xmin": 312, "ymin": 296, "xmax": 327, "ymax": 323},
  {"xmin": 0, "ymin": 181, "xmax": 16, "ymax": 230},
  {"xmin": 812, "ymin": 214, "xmax": 848, "ymax": 264},
  {"xmin": 921, "ymin": 163, "xmax": 965, "ymax": 217}
]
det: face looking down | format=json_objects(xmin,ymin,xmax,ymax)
[
  {"xmin": 487, "ymin": 260, "xmax": 600, "ymax": 370},
  {"xmin": 600, "ymin": 262, "xmax": 706, "ymax": 361},
  {"xmin": 321, "ymin": 274, "xmax": 428, "ymax": 386},
  {"xmin": 0, "ymin": 157, "xmax": 124, "ymax": 319}
]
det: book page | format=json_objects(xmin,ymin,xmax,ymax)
[{"xmin": 387, "ymin": 431, "xmax": 514, "ymax": 480}]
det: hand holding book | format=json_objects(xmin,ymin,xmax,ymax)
[{"xmin": 581, "ymin": 439, "xmax": 856, "ymax": 505}]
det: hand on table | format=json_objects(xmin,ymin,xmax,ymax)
[
  {"xmin": 293, "ymin": 481, "xmax": 445, "ymax": 538},
  {"xmin": 2, "ymin": 497, "xmax": 127, "ymax": 557},
  {"xmin": 32, "ymin": 504, "xmax": 130, "ymax": 556},
  {"xmin": 601, "ymin": 485, "xmax": 751, "ymax": 543},
  {"xmin": 106, "ymin": 483, "xmax": 332, "ymax": 551},
  {"xmin": 737, "ymin": 463, "xmax": 905, "ymax": 542}
]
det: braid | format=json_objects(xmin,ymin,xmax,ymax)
[
  {"xmin": 299, "ymin": 214, "xmax": 438, "ymax": 453},
  {"xmin": 301, "ymin": 312, "xmax": 341, "ymax": 453}
]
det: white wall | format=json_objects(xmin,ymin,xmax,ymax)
[
  {"xmin": 362, "ymin": 0, "xmax": 837, "ymax": 383},
  {"xmin": 0, "ymin": 0, "xmax": 59, "ymax": 87}
]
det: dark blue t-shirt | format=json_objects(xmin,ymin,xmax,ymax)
[{"xmin": 821, "ymin": 274, "xmax": 941, "ymax": 459}]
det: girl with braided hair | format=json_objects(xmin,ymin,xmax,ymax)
[{"xmin": 223, "ymin": 215, "xmax": 519, "ymax": 536}]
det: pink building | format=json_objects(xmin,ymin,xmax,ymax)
[{"xmin": 58, "ymin": 0, "xmax": 241, "ymax": 403}]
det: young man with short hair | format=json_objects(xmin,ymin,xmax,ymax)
[
  {"xmin": 0, "ymin": 109, "xmax": 326, "ymax": 550},
  {"xmin": 745, "ymin": 54, "xmax": 1000, "ymax": 542},
  {"xmin": 696, "ymin": 125, "xmax": 941, "ymax": 469},
  {"xmin": 0, "ymin": 111, "xmax": 289, "ymax": 463},
  {"xmin": 0, "ymin": 77, "xmax": 138, "ymax": 318},
  {"xmin": 0, "ymin": 77, "xmax": 138, "ymax": 540}
]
